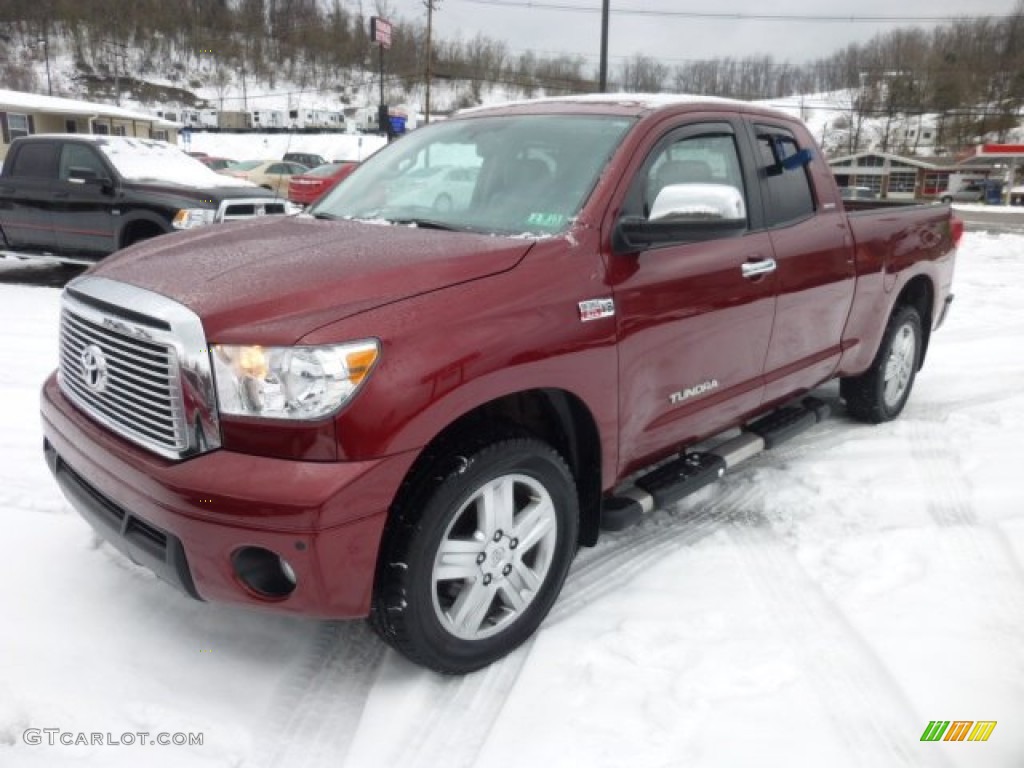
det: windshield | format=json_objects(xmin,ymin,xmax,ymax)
[
  {"xmin": 97, "ymin": 138, "xmax": 255, "ymax": 187},
  {"xmin": 231, "ymin": 160, "xmax": 264, "ymax": 171},
  {"xmin": 309, "ymin": 114, "xmax": 634, "ymax": 236}
]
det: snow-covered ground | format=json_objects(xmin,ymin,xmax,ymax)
[
  {"xmin": 181, "ymin": 132, "xmax": 388, "ymax": 165},
  {"xmin": 2, "ymin": 231, "xmax": 1023, "ymax": 767}
]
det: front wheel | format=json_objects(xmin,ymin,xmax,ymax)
[
  {"xmin": 370, "ymin": 438, "xmax": 579, "ymax": 674},
  {"xmin": 841, "ymin": 304, "xmax": 922, "ymax": 423}
]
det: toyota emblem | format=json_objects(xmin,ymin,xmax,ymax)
[{"xmin": 80, "ymin": 344, "xmax": 109, "ymax": 393}]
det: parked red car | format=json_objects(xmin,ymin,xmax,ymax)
[
  {"xmin": 197, "ymin": 156, "xmax": 237, "ymax": 172},
  {"xmin": 287, "ymin": 161, "xmax": 359, "ymax": 205}
]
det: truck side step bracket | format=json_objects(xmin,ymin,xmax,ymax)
[
  {"xmin": 600, "ymin": 397, "xmax": 832, "ymax": 531},
  {"xmin": 746, "ymin": 405, "xmax": 816, "ymax": 449},
  {"xmin": 635, "ymin": 452, "xmax": 726, "ymax": 508}
]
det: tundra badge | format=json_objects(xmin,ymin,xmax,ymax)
[
  {"xmin": 578, "ymin": 298, "xmax": 615, "ymax": 322},
  {"xmin": 669, "ymin": 380, "xmax": 719, "ymax": 405}
]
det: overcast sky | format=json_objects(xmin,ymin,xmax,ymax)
[{"xmin": 379, "ymin": 0, "xmax": 1017, "ymax": 74}]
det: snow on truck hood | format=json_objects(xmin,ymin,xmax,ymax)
[
  {"xmin": 92, "ymin": 217, "xmax": 534, "ymax": 343},
  {"xmin": 96, "ymin": 137, "xmax": 258, "ymax": 188}
]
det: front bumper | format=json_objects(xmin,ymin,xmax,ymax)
[{"xmin": 41, "ymin": 373, "xmax": 419, "ymax": 618}]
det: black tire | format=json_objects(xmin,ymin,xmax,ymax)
[
  {"xmin": 841, "ymin": 304, "xmax": 923, "ymax": 423},
  {"xmin": 121, "ymin": 224, "xmax": 167, "ymax": 248},
  {"xmin": 940, "ymin": 195, "xmax": 952, "ymax": 204},
  {"xmin": 370, "ymin": 437, "xmax": 579, "ymax": 674}
]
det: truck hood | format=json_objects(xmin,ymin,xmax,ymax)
[
  {"xmin": 93, "ymin": 216, "xmax": 534, "ymax": 343},
  {"xmin": 119, "ymin": 180, "xmax": 271, "ymax": 204}
]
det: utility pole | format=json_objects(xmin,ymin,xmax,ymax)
[
  {"xmin": 424, "ymin": 0, "xmax": 440, "ymax": 124},
  {"xmin": 193, "ymin": 0, "xmax": 201, "ymax": 74},
  {"xmin": 38, "ymin": 35, "xmax": 52, "ymax": 96},
  {"xmin": 106, "ymin": 41, "xmax": 128, "ymax": 106},
  {"xmin": 599, "ymin": 0, "xmax": 609, "ymax": 92}
]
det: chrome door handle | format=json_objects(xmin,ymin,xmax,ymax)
[{"xmin": 742, "ymin": 259, "xmax": 777, "ymax": 279}]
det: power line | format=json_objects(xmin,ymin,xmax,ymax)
[{"xmin": 455, "ymin": 0, "xmax": 1018, "ymax": 24}]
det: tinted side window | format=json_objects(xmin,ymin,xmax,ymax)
[
  {"xmin": 623, "ymin": 128, "xmax": 748, "ymax": 227},
  {"xmin": 266, "ymin": 163, "xmax": 287, "ymax": 174},
  {"xmin": 10, "ymin": 143, "xmax": 57, "ymax": 179},
  {"xmin": 755, "ymin": 126, "xmax": 815, "ymax": 227},
  {"xmin": 59, "ymin": 144, "xmax": 108, "ymax": 181}
]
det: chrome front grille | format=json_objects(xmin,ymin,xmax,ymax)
[
  {"xmin": 56, "ymin": 277, "xmax": 222, "ymax": 460},
  {"xmin": 59, "ymin": 308, "xmax": 184, "ymax": 453}
]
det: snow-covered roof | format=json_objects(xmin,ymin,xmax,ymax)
[
  {"xmin": 459, "ymin": 92, "xmax": 792, "ymax": 120},
  {"xmin": 828, "ymin": 151, "xmax": 939, "ymax": 170},
  {"xmin": 0, "ymin": 88, "xmax": 178, "ymax": 126},
  {"xmin": 17, "ymin": 134, "xmax": 253, "ymax": 187}
]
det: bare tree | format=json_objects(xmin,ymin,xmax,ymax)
[{"xmin": 619, "ymin": 53, "xmax": 667, "ymax": 93}]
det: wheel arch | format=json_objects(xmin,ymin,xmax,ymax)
[
  {"xmin": 386, "ymin": 388, "xmax": 604, "ymax": 550},
  {"xmin": 118, "ymin": 214, "xmax": 169, "ymax": 249},
  {"xmin": 893, "ymin": 274, "xmax": 934, "ymax": 368}
]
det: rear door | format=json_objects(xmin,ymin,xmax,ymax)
[
  {"xmin": 51, "ymin": 141, "xmax": 120, "ymax": 257},
  {"xmin": 612, "ymin": 119, "xmax": 777, "ymax": 474},
  {"xmin": 0, "ymin": 141, "xmax": 59, "ymax": 250},
  {"xmin": 748, "ymin": 120, "xmax": 856, "ymax": 404}
]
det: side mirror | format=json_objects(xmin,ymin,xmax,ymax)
[
  {"xmin": 650, "ymin": 183, "xmax": 746, "ymax": 222},
  {"xmin": 615, "ymin": 183, "xmax": 747, "ymax": 252},
  {"xmin": 68, "ymin": 166, "xmax": 113, "ymax": 191}
]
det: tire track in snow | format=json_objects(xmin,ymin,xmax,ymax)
[
  {"xmin": 905, "ymin": 408, "xmax": 1024, "ymax": 613},
  {"xmin": 246, "ymin": 621, "xmax": 385, "ymax": 768},
  {"xmin": 247, "ymin": 499, "xmax": 725, "ymax": 768},
  {"xmin": 725, "ymin": 522, "xmax": 947, "ymax": 768},
  {"xmin": 246, "ymin": 414, "xmax": 850, "ymax": 768},
  {"xmin": 390, "ymin": 491, "xmax": 750, "ymax": 768}
]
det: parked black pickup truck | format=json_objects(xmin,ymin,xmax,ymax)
[{"xmin": 0, "ymin": 135, "xmax": 288, "ymax": 264}]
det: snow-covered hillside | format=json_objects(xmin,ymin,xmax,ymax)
[{"xmin": 1, "ymin": 229, "xmax": 1022, "ymax": 767}]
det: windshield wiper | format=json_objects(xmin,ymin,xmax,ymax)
[
  {"xmin": 312, "ymin": 211, "xmax": 339, "ymax": 220},
  {"xmin": 387, "ymin": 218, "xmax": 460, "ymax": 231}
]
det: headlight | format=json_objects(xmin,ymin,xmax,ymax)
[
  {"xmin": 172, "ymin": 208, "xmax": 216, "ymax": 230},
  {"xmin": 211, "ymin": 341, "xmax": 380, "ymax": 420}
]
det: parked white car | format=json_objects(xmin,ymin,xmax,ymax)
[{"xmin": 391, "ymin": 165, "xmax": 480, "ymax": 213}]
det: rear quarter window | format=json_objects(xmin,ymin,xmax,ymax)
[
  {"xmin": 755, "ymin": 127, "xmax": 815, "ymax": 227},
  {"xmin": 9, "ymin": 142, "xmax": 58, "ymax": 179}
]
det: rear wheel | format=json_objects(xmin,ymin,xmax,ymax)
[
  {"xmin": 370, "ymin": 437, "xmax": 578, "ymax": 674},
  {"xmin": 841, "ymin": 304, "xmax": 922, "ymax": 423}
]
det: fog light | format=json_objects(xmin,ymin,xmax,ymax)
[{"xmin": 232, "ymin": 546, "xmax": 297, "ymax": 598}]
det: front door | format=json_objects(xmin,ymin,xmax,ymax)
[
  {"xmin": 610, "ymin": 121, "xmax": 777, "ymax": 476},
  {"xmin": 51, "ymin": 142, "xmax": 119, "ymax": 258}
]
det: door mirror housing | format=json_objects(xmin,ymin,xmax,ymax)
[
  {"xmin": 615, "ymin": 183, "xmax": 748, "ymax": 252},
  {"xmin": 67, "ymin": 166, "xmax": 113, "ymax": 191},
  {"xmin": 649, "ymin": 183, "xmax": 746, "ymax": 223}
]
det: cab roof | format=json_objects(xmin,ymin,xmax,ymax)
[{"xmin": 458, "ymin": 93, "xmax": 796, "ymax": 122}]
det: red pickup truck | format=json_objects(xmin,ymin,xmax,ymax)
[{"xmin": 41, "ymin": 95, "xmax": 961, "ymax": 674}]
